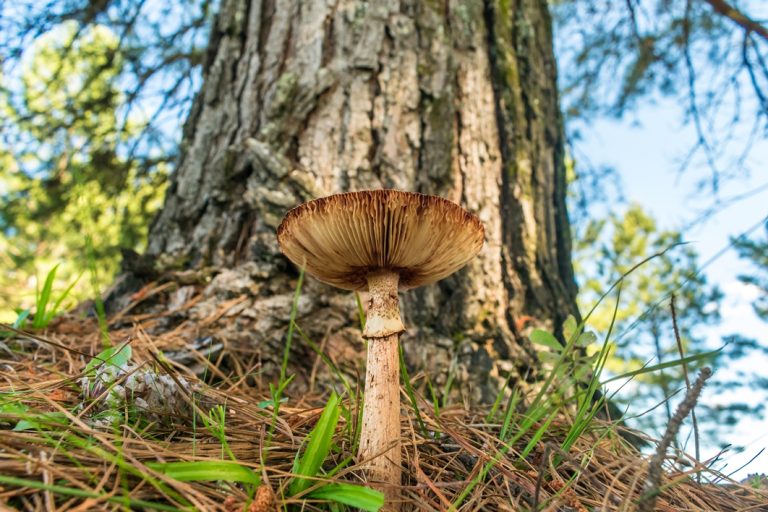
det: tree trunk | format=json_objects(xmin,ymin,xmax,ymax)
[{"xmin": 142, "ymin": 0, "xmax": 579, "ymax": 402}]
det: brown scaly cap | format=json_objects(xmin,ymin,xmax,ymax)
[{"xmin": 276, "ymin": 190, "xmax": 484, "ymax": 291}]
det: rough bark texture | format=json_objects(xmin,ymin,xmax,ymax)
[{"xmin": 143, "ymin": 0, "xmax": 579, "ymax": 402}]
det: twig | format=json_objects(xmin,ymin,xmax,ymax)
[
  {"xmin": 637, "ymin": 367, "xmax": 712, "ymax": 512},
  {"xmin": 683, "ymin": 0, "xmax": 721, "ymax": 187},
  {"xmin": 703, "ymin": 0, "xmax": 768, "ymax": 44},
  {"xmin": 532, "ymin": 444, "xmax": 549, "ymax": 510},
  {"xmin": 742, "ymin": 33, "xmax": 768, "ymax": 116}
]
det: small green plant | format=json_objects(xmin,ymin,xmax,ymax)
[
  {"xmin": 288, "ymin": 392, "xmax": 384, "ymax": 511},
  {"xmin": 0, "ymin": 309, "xmax": 30, "ymax": 338},
  {"xmin": 31, "ymin": 263, "xmax": 81, "ymax": 329},
  {"xmin": 0, "ymin": 476, "xmax": 180, "ymax": 511},
  {"xmin": 0, "ymin": 398, "xmax": 68, "ymax": 432},
  {"xmin": 399, "ymin": 345, "xmax": 429, "ymax": 438},
  {"xmin": 200, "ymin": 405, "xmax": 237, "ymax": 462},
  {"xmin": 289, "ymin": 392, "xmax": 342, "ymax": 496},
  {"xmin": 84, "ymin": 344, "xmax": 132, "ymax": 374},
  {"xmin": 265, "ymin": 266, "xmax": 304, "ymax": 447}
]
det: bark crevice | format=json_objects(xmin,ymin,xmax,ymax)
[{"xmin": 140, "ymin": 0, "xmax": 580, "ymax": 403}]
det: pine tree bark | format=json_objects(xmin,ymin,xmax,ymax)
[{"xmin": 143, "ymin": 0, "xmax": 579, "ymax": 402}]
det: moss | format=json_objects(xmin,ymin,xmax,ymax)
[
  {"xmin": 259, "ymin": 72, "xmax": 300, "ymax": 143},
  {"xmin": 454, "ymin": 3, "xmax": 472, "ymax": 29},
  {"xmin": 476, "ymin": 307, "xmax": 493, "ymax": 324},
  {"xmin": 272, "ymin": 72, "xmax": 299, "ymax": 113},
  {"xmin": 155, "ymin": 251, "xmax": 192, "ymax": 272},
  {"xmin": 421, "ymin": 95, "xmax": 455, "ymax": 189},
  {"xmin": 452, "ymin": 1, "xmax": 479, "ymax": 47}
]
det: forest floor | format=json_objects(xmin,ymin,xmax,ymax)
[{"xmin": 1, "ymin": 280, "xmax": 767, "ymax": 511}]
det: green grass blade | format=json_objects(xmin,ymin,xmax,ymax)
[
  {"xmin": 0, "ymin": 475, "xmax": 184, "ymax": 511},
  {"xmin": 424, "ymin": 373, "xmax": 441, "ymax": 418},
  {"xmin": 147, "ymin": 461, "xmax": 260, "ymax": 485},
  {"xmin": 486, "ymin": 379, "xmax": 510, "ymax": 423},
  {"xmin": 399, "ymin": 344, "xmax": 429, "ymax": 437},
  {"xmin": 580, "ymin": 243, "xmax": 686, "ymax": 326},
  {"xmin": 266, "ymin": 267, "xmax": 305, "ymax": 448},
  {"xmin": 13, "ymin": 411, "xmax": 69, "ymax": 431},
  {"xmin": 14, "ymin": 308, "xmax": 31, "ymax": 328},
  {"xmin": 455, "ymin": 393, "xmax": 552, "ymax": 508},
  {"xmin": 600, "ymin": 348, "xmax": 722, "ymax": 385},
  {"xmin": 562, "ymin": 281, "xmax": 623, "ymax": 452},
  {"xmin": 354, "ymin": 292, "xmax": 366, "ymax": 331},
  {"xmin": 281, "ymin": 267, "xmax": 305, "ymax": 385},
  {"xmin": 521, "ymin": 407, "xmax": 558, "ymax": 458},
  {"xmin": 289, "ymin": 392, "xmax": 341, "ymax": 496},
  {"xmin": 45, "ymin": 271, "xmax": 82, "ymax": 325},
  {"xmin": 308, "ymin": 483, "xmax": 384, "ymax": 511},
  {"xmin": 33, "ymin": 264, "xmax": 59, "ymax": 328},
  {"xmin": 499, "ymin": 386, "xmax": 521, "ymax": 441},
  {"xmin": 325, "ymin": 455, "xmax": 355, "ymax": 479},
  {"xmin": 64, "ymin": 434, "xmax": 190, "ymax": 506}
]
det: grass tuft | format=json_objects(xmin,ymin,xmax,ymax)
[{"xmin": 0, "ymin": 274, "xmax": 765, "ymax": 511}]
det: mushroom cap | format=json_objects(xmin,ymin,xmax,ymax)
[{"xmin": 276, "ymin": 190, "xmax": 484, "ymax": 291}]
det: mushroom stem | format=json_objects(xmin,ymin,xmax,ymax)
[{"xmin": 359, "ymin": 270, "xmax": 403, "ymax": 506}]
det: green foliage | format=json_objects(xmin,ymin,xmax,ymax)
[
  {"xmin": 147, "ymin": 461, "xmax": 260, "ymax": 485},
  {"xmin": 576, "ymin": 205, "xmax": 719, "ymax": 388},
  {"xmin": 576, "ymin": 204, "xmax": 721, "ymax": 342},
  {"xmin": 400, "ymin": 344, "xmax": 429, "ymax": 438},
  {"xmin": 270, "ymin": 275, "xmax": 382, "ymax": 510},
  {"xmin": 13, "ymin": 412, "xmax": 69, "ymax": 432},
  {"xmin": 84, "ymin": 344, "xmax": 132, "ymax": 374},
  {"xmin": 733, "ymin": 224, "xmax": 768, "ymax": 321},
  {"xmin": 0, "ymin": 21, "xmax": 168, "ymax": 320},
  {"xmin": 31, "ymin": 263, "xmax": 81, "ymax": 328},
  {"xmin": 200, "ymin": 405, "xmax": 237, "ymax": 462},
  {"xmin": 0, "ymin": 476, "xmax": 180, "ymax": 511},
  {"xmin": 573, "ymin": 204, "xmax": 767, "ymax": 445},
  {"xmin": 307, "ymin": 483, "xmax": 384, "ymax": 512},
  {"xmin": 0, "ymin": 398, "xmax": 69, "ymax": 432},
  {"xmin": 265, "ymin": 267, "xmax": 304, "ymax": 446},
  {"xmin": 289, "ymin": 392, "xmax": 342, "ymax": 496},
  {"xmin": 456, "ymin": 315, "xmax": 609, "ymax": 507},
  {"xmin": 288, "ymin": 392, "xmax": 384, "ymax": 511}
]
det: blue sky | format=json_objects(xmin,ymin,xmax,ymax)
[{"xmin": 577, "ymin": 97, "xmax": 768, "ymax": 479}]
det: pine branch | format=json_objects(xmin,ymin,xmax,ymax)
[{"xmin": 703, "ymin": 0, "xmax": 768, "ymax": 44}]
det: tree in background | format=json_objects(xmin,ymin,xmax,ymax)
[
  {"xmin": 3, "ymin": 0, "xmax": 766, "ymax": 301},
  {"xmin": 720, "ymin": 223, "xmax": 768, "ymax": 433},
  {"xmin": 575, "ymin": 204, "xmax": 765, "ymax": 448},
  {"xmin": 734, "ymin": 223, "xmax": 768, "ymax": 321},
  {"xmin": 0, "ymin": 21, "xmax": 169, "ymax": 316}
]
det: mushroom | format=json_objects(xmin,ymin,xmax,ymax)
[{"xmin": 276, "ymin": 189, "xmax": 484, "ymax": 502}]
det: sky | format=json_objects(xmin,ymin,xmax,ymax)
[{"xmin": 577, "ymin": 98, "xmax": 768, "ymax": 479}]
